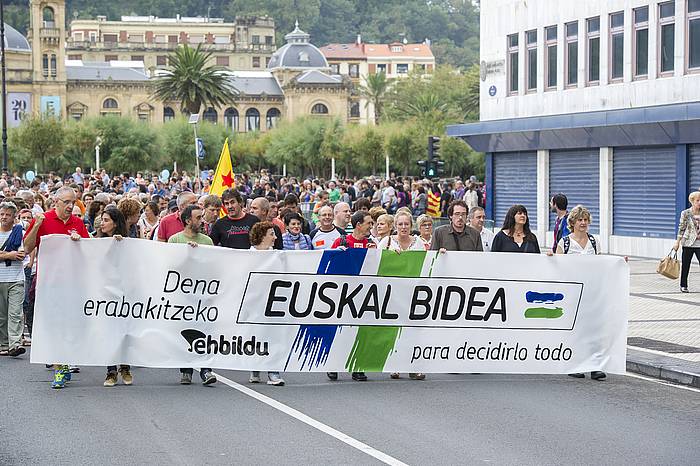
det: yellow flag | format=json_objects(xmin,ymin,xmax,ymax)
[
  {"xmin": 210, "ymin": 138, "xmax": 234, "ymax": 197},
  {"xmin": 427, "ymin": 189, "xmax": 441, "ymax": 217}
]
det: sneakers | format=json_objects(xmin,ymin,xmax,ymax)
[
  {"xmin": 409, "ymin": 373, "xmax": 425, "ymax": 380},
  {"xmin": 681, "ymin": 287, "xmax": 689, "ymax": 293},
  {"xmin": 180, "ymin": 372, "xmax": 192, "ymax": 385},
  {"xmin": 390, "ymin": 373, "xmax": 400, "ymax": 379},
  {"xmin": 104, "ymin": 372, "xmax": 118, "ymax": 387},
  {"xmin": 7, "ymin": 347, "xmax": 26, "ymax": 357},
  {"xmin": 590, "ymin": 371, "xmax": 607, "ymax": 381},
  {"xmin": 51, "ymin": 369, "xmax": 67, "ymax": 389},
  {"xmin": 351, "ymin": 372, "xmax": 367, "ymax": 381},
  {"xmin": 249, "ymin": 371, "xmax": 261, "ymax": 383},
  {"xmin": 267, "ymin": 372, "xmax": 285, "ymax": 386},
  {"xmin": 326, "ymin": 372, "xmax": 338, "ymax": 381},
  {"xmin": 119, "ymin": 367, "xmax": 133, "ymax": 386},
  {"xmin": 201, "ymin": 370, "xmax": 217, "ymax": 385}
]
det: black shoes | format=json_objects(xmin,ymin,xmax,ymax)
[
  {"xmin": 201, "ymin": 370, "xmax": 217, "ymax": 385},
  {"xmin": 326, "ymin": 372, "xmax": 338, "ymax": 381},
  {"xmin": 568, "ymin": 373, "xmax": 585, "ymax": 378},
  {"xmin": 590, "ymin": 371, "xmax": 607, "ymax": 380},
  {"xmin": 680, "ymin": 287, "xmax": 689, "ymax": 293},
  {"xmin": 351, "ymin": 372, "xmax": 367, "ymax": 381}
]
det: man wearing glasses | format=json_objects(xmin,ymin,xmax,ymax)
[
  {"xmin": 431, "ymin": 200, "xmax": 483, "ymax": 253},
  {"xmin": 23, "ymin": 186, "xmax": 90, "ymax": 389}
]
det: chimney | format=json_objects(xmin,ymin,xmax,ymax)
[{"xmin": 356, "ymin": 34, "xmax": 361, "ymax": 45}]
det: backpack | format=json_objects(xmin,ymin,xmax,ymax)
[{"xmin": 563, "ymin": 234, "xmax": 597, "ymax": 254}]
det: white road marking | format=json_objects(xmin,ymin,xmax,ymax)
[
  {"xmin": 624, "ymin": 371, "xmax": 700, "ymax": 393},
  {"xmin": 209, "ymin": 371, "xmax": 409, "ymax": 466}
]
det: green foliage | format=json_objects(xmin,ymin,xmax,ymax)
[
  {"xmin": 14, "ymin": 114, "xmax": 65, "ymax": 172},
  {"xmin": 159, "ymin": 117, "xmax": 230, "ymax": 173},
  {"xmin": 151, "ymin": 44, "xmax": 238, "ymax": 114},
  {"xmin": 90, "ymin": 116, "xmax": 162, "ymax": 173},
  {"xmin": 358, "ymin": 73, "xmax": 391, "ymax": 125}
]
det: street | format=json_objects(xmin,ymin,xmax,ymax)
[{"xmin": 2, "ymin": 355, "xmax": 698, "ymax": 465}]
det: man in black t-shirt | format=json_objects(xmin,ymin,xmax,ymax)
[{"xmin": 210, "ymin": 189, "xmax": 259, "ymax": 249}]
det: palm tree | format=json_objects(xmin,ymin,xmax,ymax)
[
  {"xmin": 151, "ymin": 44, "xmax": 238, "ymax": 114},
  {"xmin": 359, "ymin": 72, "xmax": 390, "ymax": 125}
]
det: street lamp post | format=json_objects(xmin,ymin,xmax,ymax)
[
  {"xmin": 94, "ymin": 137, "xmax": 102, "ymax": 172},
  {"xmin": 188, "ymin": 113, "xmax": 200, "ymax": 181},
  {"xmin": 1, "ymin": 0, "xmax": 9, "ymax": 174}
]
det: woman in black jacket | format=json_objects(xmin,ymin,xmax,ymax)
[{"xmin": 491, "ymin": 205, "xmax": 541, "ymax": 253}]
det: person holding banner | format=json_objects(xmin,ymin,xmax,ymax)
[
  {"xmin": 96, "ymin": 207, "xmax": 134, "ymax": 387},
  {"xmin": 281, "ymin": 212, "xmax": 313, "ymax": 250},
  {"xmin": 554, "ymin": 205, "xmax": 606, "ymax": 381},
  {"xmin": 431, "ymin": 200, "xmax": 483, "ymax": 253},
  {"xmin": 491, "ymin": 205, "xmax": 540, "ymax": 254},
  {"xmin": 168, "ymin": 205, "xmax": 217, "ymax": 386},
  {"xmin": 248, "ymin": 221, "xmax": 286, "ymax": 386},
  {"xmin": 0, "ymin": 201, "xmax": 26, "ymax": 358},
  {"xmin": 23, "ymin": 186, "xmax": 90, "ymax": 389},
  {"xmin": 210, "ymin": 189, "xmax": 258, "ymax": 250}
]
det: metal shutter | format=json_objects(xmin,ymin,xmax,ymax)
[
  {"xmin": 493, "ymin": 151, "xmax": 537, "ymax": 229},
  {"xmin": 549, "ymin": 150, "xmax": 600, "ymax": 234},
  {"xmin": 690, "ymin": 145, "xmax": 700, "ymax": 194},
  {"xmin": 613, "ymin": 146, "xmax": 676, "ymax": 238}
]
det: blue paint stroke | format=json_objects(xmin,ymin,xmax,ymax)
[
  {"xmin": 284, "ymin": 249, "xmax": 368, "ymax": 371},
  {"xmin": 525, "ymin": 291, "xmax": 564, "ymax": 304}
]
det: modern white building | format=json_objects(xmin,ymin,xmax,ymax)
[{"xmin": 448, "ymin": 0, "xmax": 700, "ymax": 258}]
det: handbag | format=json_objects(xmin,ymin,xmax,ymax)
[{"xmin": 657, "ymin": 250, "xmax": 680, "ymax": 280}]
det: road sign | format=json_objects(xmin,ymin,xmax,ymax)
[{"xmin": 196, "ymin": 138, "xmax": 205, "ymax": 160}]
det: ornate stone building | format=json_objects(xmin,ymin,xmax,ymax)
[{"xmin": 3, "ymin": 1, "xmax": 353, "ymax": 131}]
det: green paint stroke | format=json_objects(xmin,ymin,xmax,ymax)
[
  {"xmin": 524, "ymin": 307, "xmax": 564, "ymax": 319},
  {"xmin": 345, "ymin": 250, "xmax": 426, "ymax": 372}
]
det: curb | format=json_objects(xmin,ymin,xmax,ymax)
[{"xmin": 626, "ymin": 347, "xmax": 700, "ymax": 389}]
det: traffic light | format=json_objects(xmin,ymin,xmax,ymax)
[
  {"xmin": 417, "ymin": 159, "xmax": 430, "ymax": 178},
  {"xmin": 428, "ymin": 136, "xmax": 440, "ymax": 160},
  {"xmin": 424, "ymin": 136, "xmax": 442, "ymax": 179}
]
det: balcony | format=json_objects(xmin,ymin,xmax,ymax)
[
  {"xmin": 40, "ymin": 28, "xmax": 62, "ymax": 40},
  {"xmin": 66, "ymin": 40, "xmax": 276, "ymax": 53}
]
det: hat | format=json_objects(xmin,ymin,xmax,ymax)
[{"xmin": 167, "ymin": 199, "xmax": 178, "ymax": 212}]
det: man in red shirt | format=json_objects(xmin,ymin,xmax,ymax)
[
  {"xmin": 330, "ymin": 211, "xmax": 375, "ymax": 250},
  {"xmin": 24, "ymin": 186, "xmax": 90, "ymax": 389},
  {"xmin": 157, "ymin": 192, "xmax": 197, "ymax": 242}
]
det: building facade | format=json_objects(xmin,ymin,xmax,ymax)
[
  {"xmin": 448, "ymin": 0, "xmax": 700, "ymax": 258},
  {"xmin": 320, "ymin": 38, "xmax": 435, "ymax": 125},
  {"xmin": 66, "ymin": 14, "xmax": 276, "ymax": 74}
]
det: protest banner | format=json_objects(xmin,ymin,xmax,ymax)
[{"xmin": 31, "ymin": 236, "xmax": 629, "ymax": 374}]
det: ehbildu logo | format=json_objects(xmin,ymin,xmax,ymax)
[{"xmin": 180, "ymin": 329, "xmax": 269, "ymax": 356}]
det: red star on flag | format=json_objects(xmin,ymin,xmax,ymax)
[{"xmin": 222, "ymin": 171, "xmax": 234, "ymax": 188}]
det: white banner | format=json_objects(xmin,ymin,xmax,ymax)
[{"xmin": 31, "ymin": 236, "xmax": 629, "ymax": 374}]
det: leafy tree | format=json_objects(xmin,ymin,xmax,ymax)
[
  {"xmin": 159, "ymin": 117, "xmax": 229, "ymax": 172},
  {"xmin": 319, "ymin": 118, "xmax": 345, "ymax": 177},
  {"xmin": 15, "ymin": 114, "xmax": 65, "ymax": 172},
  {"xmin": 383, "ymin": 123, "xmax": 423, "ymax": 176},
  {"xmin": 90, "ymin": 116, "xmax": 162, "ymax": 173},
  {"xmin": 358, "ymin": 72, "xmax": 391, "ymax": 125},
  {"xmin": 151, "ymin": 44, "xmax": 238, "ymax": 114}
]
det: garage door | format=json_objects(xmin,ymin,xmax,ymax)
[
  {"xmin": 690, "ymin": 145, "xmax": 700, "ymax": 194},
  {"xmin": 613, "ymin": 146, "xmax": 676, "ymax": 238},
  {"xmin": 549, "ymin": 149, "xmax": 600, "ymax": 234},
  {"xmin": 493, "ymin": 151, "xmax": 537, "ymax": 229}
]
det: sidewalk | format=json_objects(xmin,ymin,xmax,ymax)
[{"xmin": 626, "ymin": 257, "xmax": 700, "ymax": 388}]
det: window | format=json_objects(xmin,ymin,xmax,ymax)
[
  {"xmin": 155, "ymin": 35, "xmax": 167, "ymax": 44},
  {"xmin": 252, "ymin": 35, "xmax": 260, "ymax": 45},
  {"xmin": 609, "ymin": 12, "xmax": 624, "ymax": 81},
  {"xmin": 216, "ymin": 56, "xmax": 229, "ymax": 66},
  {"xmin": 330, "ymin": 63, "xmax": 340, "ymax": 74},
  {"xmin": 586, "ymin": 17, "xmax": 600, "ymax": 84},
  {"xmin": 659, "ymin": 2, "xmax": 675, "ymax": 74},
  {"xmin": 265, "ymin": 36, "xmax": 273, "ymax": 46},
  {"xmin": 507, "ymin": 33, "xmax": 519, "ymax": 94},
  {"xmin": 42, "ymin": 53, "xmax": 49, "ymax": 77},
  {"xmin": 391, "ymin": 45, "xmax": 403, "ymax": 52},
  {"xmin": 265, "ymin": 57, "xmax": 271, "ymax": 67},
  {"xmin": 224, "ymin": 108, "xmax": 239, "ymax": 131},
  {"xmin": 163, "ymin": 107, "xmax": 175, "ymax": 122},
  {"xmin": 565, "ymin": 22, "xmax": 579, "ymax": 86},
  {"xmin": 350, "ymin": 102, "xmax": 360, "ymax": 118},
  {"xmin": 634, "ymin": 7, "xmax": 649, "ymax": 78},
  {"xmin": 526, "ymin": 29, "xmax": 537, "ymax": 91},
  {"xmin": 245, "ymin": 108, "xmax": 260, "ymax": 131},
  {"xmin": 105, "ymin": 55, "xmax": 118, "ymax": 62},
  {"xmin": 50, "ymin": 54, "xmax": 57, "ymax": 77},
  {"xmin": 688, "ymin": 0, "xmax": 700, "ymax": 69},
  {"xmin": 396, "ymin": 64, "xmax": 409, "ymax": 74},
  {"xmin": 203, "ymin": 108, "xmax": 218, "ymax": 124},
  {"xmin": 156, "ymin": 55, "xmax": 167, "ymax": 66},
  {"xmin": 349, "ymin": 63, "xmax": 360, "ymax": 78},
  {"xmin": 311, "ymin": 103, "xmax": 329, "ymax": 114},
  {"xmin": 103, "ymin": 34, "xmax": 118, "ymax": 45},
  {"xmin": 545, "ymin": 26, "xmax": 557, "ymax": 89},
  {"xmin": 73, "ymin": 32, "xmax": 84, "ymax": 42},
  {"xmin": 68, "ymin": 54, "xmax": 82, "ymax": 60},
  {"xmin": 103, "ymin": 98, "xmax": 118, "ymax": 109},
  {"xmin": 189, "ymin": 35, "xmax": 204, "ymax": 44},
  {"xmin": 131, "ymin": 55, "xmax": 144, "ymax": 62},
  {"xmin": 252, "ymin": 57, "xmax": 261, "ymax": 68},
  {"xmin": 377, "ymin": 63, "xmax": 387, "ymax": 74},
  {"xmin": 43, "ymin": 7, "xmax": 55, "ymax": 27},
  {"xmin": 266, "ymin": 108, "xmax": 281, "ymax": 129},
  {"xmin": 128, "ymin": 34, "xmax": 144, "ymax": 44}
]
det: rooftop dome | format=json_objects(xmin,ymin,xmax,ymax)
[
  {"xmin": 3, "ymin": 23, "xmax": 30, "ymax": 52},
  {"xmin": 267, "ymin": 21, "xmax": 328, "ymax": 70}
]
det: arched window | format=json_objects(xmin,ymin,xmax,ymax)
[
  {"xmin": 224, "ymin": 108, "xmax": 239, "ymax": 131},
  {"xmin": 43, "ymin": 7, "xmax": 55, "ymax": 25},
  {"xmin": 203, "ymin": 107, "xmax": 218, "ymax": 124},
  {"xmin": 103, "ymin": 98, "xmax": 119, "ymax": 109},
  {"xmin": 163, "ymin": 107, "xmax": 175, "ymax": 122},
  {"xmin": 311, "ymin": 103, "xmax": 329, "ymax": 115},
  {"xmin": 266, "ymin": 108, "xmax": 281, "ymax": 130},
  {"xmin": 245, "ymin": 108, "xmax": 260, "ymax": 132},
  {"xmin": 350, "ymin": 102, "xmax": 360, "ymax": 118}
]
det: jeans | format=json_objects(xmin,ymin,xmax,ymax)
[
  {"xmin": 0, "ymin": 281, "xmax": 25, "ymax": 351},
  {"xmin": 22, "ymin": 268, "xmax": 34, "ymax": 336},
  {"xmin": 180, "ymin": 367, "xmax": 213, "ymax": 380},
  {"xmin": 681, "ymin": 246, "xmax": 700, "ymax": 288},
  {"xmin": 107, "ymin": 364, "xmax": 130, "ymax": 374}
]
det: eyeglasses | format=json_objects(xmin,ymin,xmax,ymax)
[
  {"xmin": 451, "ymin": 212, "xmax": 468, "ymax": 217},
  {"xmin": 57, "ymin": 198, "xmax": 75, "ymax": 205}
]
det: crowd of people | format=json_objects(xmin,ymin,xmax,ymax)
[{"xmin": 0, "ymin": 166, "xmax": 698, "ymax": 389}]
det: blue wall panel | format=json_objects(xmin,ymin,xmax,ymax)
[
  {"xmin": 549, "ymin": 149, "xmax": 600, "ymax": 234},
  {"xmin": 690, "ymin": 145, "xmax": 700, "ymax": 196},
  {"xmin": 493, "ymin": 151, "xmax": 537, "ymax": 229}
]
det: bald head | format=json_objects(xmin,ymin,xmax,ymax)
[
  {"xmin": 333, "ymin": 202, "xmax": 351, "ymax": 229},
  {"xmin": 177, "ymin": 192, "xmax": 197, "ymax": 211},
  {"xmin": 250, "ymin": 197, "xmax": 270, "ymax": 220}
]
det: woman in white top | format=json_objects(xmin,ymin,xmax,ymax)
[
  {"xmin": 378, "ymin": 211, "xmax": 427, "ymax": 381},
  {"xmin": 415, "ymin": 214, "xmax": 433, "ymax": 250},
  {"xmin": 555, "ymin": 205, "xmax": 605, "ymax": 381},
  {"xmin": 372, "ymin": 213, "xmax": 394, "ymax": 246},
  {"xmin": 248, "ymin": 221, "xmax": 285, "ymax": 386}
]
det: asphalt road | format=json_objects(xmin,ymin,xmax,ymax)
[{"xmin": 1, "ymin": 354, "xmax": 698, "ymax": 465}]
